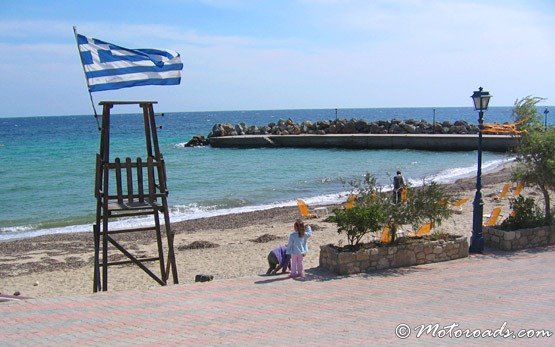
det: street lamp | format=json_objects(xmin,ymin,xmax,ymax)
[
  {"xmin": 469, "ymin": 87, "xmax": 492, "ymax": 254},
  {"xmin": 544, "ymin": 107, "xmax": 549, "ymax": 130},
  {"xmin": 433, "ymin": 108, "xmax": 436, "ymax": 133}
]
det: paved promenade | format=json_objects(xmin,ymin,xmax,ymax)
[{"xmin": 1, "ymin": 246, "xmax": 554, "ymax": 346}]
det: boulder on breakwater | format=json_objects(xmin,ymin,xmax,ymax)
[
  {"xmin": 207, "ymin": 118, "xmax": 479, "ymax": 138},
  {"xmin": 183, "ymin": 134, "xmax": 209, "ymax": 147}
]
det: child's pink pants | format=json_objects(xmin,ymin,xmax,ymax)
[{"xmin": 291, "ymin": 254, "xmax": 304, "ymax": 277}]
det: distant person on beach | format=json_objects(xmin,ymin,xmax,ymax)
[
  {"xmin": 266, "ymin": 245, "xmax": 291, "ymax": 275},
  {"xmin": 286, "ymin": 219, "xmax": 313, "ymax": 278},
  {"xmin": 393, "ymin": 171, "xmax": 406, "ymax": 203}
]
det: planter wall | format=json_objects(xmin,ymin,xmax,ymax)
[
  {"xmin": 484, "ymin": 226, "xmax": 555, "ymax": 251},
  {"xmin": 319, "ymin": 236, "xmax": 469, "ymax": 275}
]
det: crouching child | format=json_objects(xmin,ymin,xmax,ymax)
[{"xmin": 266, "ymin": 245, "xmax": 291, "ymax": 275}]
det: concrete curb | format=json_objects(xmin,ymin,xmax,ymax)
[{"xmin": 209, "ymin": 134, "xmax": 517, "ymax": 152}]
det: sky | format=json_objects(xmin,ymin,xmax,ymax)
[{"xmin": 0, "ymin": 0, "xmax": 554, "ymax": 117}]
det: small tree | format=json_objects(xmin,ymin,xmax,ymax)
[
  {"xmin": 512, "ymin": 96, "xmax": 546, "ymax": 128},
  {"xmin": 384, "ymin": 182, "xmax": 453, "ymax": 242},
  {"xmin": 512, "ymin": 126, "xmax": 555, "ymax": 226},
  {"xmin": 499, "ymin": 196, "xmax": 544, "ymax": 231},
  {"xmin": 333, "ymin": 204, "xmax": 387, "ymax": 246},
  {"xmin": 332, "ymin": 174, "xmax": 453, "ymax": 245}
]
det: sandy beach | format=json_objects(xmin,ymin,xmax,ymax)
[{"xmin": 0, "ymin": 163, "xmax": 532, "ymax": 299}]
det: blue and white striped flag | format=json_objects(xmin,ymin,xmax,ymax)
[{"xmin": 76, "ymin": 34, "xmax": 183, "ymax": 92}]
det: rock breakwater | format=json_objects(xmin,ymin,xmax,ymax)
[{"xmin": 208, "ymin": 118, "xmax": 479, "ymax": 138}]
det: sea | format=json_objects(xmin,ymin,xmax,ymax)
[{"xmin": 0, "ymin": 106, "xmax": 542, "ymax": 241}]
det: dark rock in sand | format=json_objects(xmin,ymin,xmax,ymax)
[
  {"xmin": 178, "ymin": 241, "xmax": 220, "ymax": 250},
  {"xmin": 249, "ymin": 234, "xmax": 283, "ymax": 243},
  {"xmin": 195, "ymin": 274, "xmax": 214, "ymax": 282}
]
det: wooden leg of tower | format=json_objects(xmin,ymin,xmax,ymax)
[
  {"xmin": 100, "ymin": 103, "xmax": 111, "ymax": 292},
  {"xmin": 93, "ymin": 154, "xmax": 102, "ymax": 292},
  {"xmin": 162, "ymin": 199, "xmax": 179, "ymax": 284},
  {"xmin": 102, "ymin": 168, "xmax": 109, "ymax": 291},
  {"xmin": 93, "ymin": 224, "xmax": 101, "ymax": 292},
  {"xmin": 153, "ymin": 208, "xmax": 167, "ymax": 285}
]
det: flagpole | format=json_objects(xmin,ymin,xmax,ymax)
[{"xmin": 73, "ymin": 26, "xmax": 101, "ymax": 131}]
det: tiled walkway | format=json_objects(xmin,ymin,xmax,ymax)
[{"xmin": 1, "ymin": 247, "xmax": 554, "ymax": 346}]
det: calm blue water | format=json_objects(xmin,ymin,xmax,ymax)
[{"xmin": 0, "ymin": 106, "xmax": 533, "ymax": 240}]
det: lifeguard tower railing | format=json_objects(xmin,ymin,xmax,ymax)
[{"xmin": 93, "ymin": 101, "xmax": 178, "ymax": 292}]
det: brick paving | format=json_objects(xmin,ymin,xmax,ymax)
[{"xmin": 1, "ymin": 246, "xmax": 554, "ymax": 346}]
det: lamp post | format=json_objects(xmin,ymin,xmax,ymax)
[
  {"xmin": 433, "ymin": 108, "xmax": 436, "ymax": 133},
  {"xmin": 544, "ymin": 107, "xmax": 549, "ymax": 130},
  {"xmin": 469, "ymin": 87, "xmax": 492, "ymax": 254}
]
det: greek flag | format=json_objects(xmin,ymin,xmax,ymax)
[{"xmin": 76, "ymin": 34, "xmax": 183, "ymax": 92}]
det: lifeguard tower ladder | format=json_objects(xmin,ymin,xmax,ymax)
[{"xmin": 93, "ymin": 101, "xmax": 178, "ymax": 292}]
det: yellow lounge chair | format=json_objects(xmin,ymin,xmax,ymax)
[
  {"xmin": 451, "ymin": 197, "xmax": 470, "ymax": 208},
  {"xmin": 483, "ymin": 207, "xmax": 502, "ymax": 227},
  {"xmin": 415, "ymin": 222, "xmax": 433, "ymax": 236},
  {"xmin": 405, "ymin": 222, "xmax": 433, "ymax": 237},
  {"xmin": 513, "ymin": 181, "xmax": 524, "ymax": 197},
  {"xmin": 296, "ymin": 199, "xmax": 317, "ymax": 218},
  {"xmin": 450, "ymin": 197, "xmax": 470, "ymax": 214},
  {"xmin": 401, "ymin": 187, "xmax": 408, "ymax": 202},
  {"xmin": 380, "ymin": 226, "xmax": 392, "ymax": 244},
  {"xmin": 481, "ymin": 118, "xmax": 528, "ymax": 134},
  {"xmin": 494, "ymin": 183, "xmax": 510, "ymax": 200},
  {"xmin": 344, "ymin": 194, "xmax": 357, "ymax": 209}
]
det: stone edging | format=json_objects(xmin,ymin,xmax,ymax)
[
  {"xmin": 319, "ymin": 236, "xmax": 469, "ymax": 275},
  {"xmin": 484, "ymin": 226, "xmax": 555, "ymax": 251}
]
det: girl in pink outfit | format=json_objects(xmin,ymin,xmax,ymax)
[{"xmin": 286, "ymin": 219, "xmax": 313, "ymax": 278}]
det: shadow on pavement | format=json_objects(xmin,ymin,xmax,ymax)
[
  {"xmin": 477, "ymin": 245, "xmax": 554, "ymax": 261},
  {"xmin": 276, "ymin": 264, "xmax": 433, "ymax": 283},
  {"xmin": 254, "ymin": 275, "xmax": 291, "ymax": 284}
]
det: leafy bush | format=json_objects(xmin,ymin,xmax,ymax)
[
  {"xmin": 499, "ymin": 196, "xmax": 544, "ymax": 231},
  {"xmin": 512, "ymin": 95, "xmax": 546, "ymax": 129},
  {"xmin": 511, "ymin": 96, "xmax": 554, "ymax": 226},
  {"xmin": 389, "ymin": 182, "xmax": 453, "ymax": 232},
  {"xmin": 332, "ymin": 174, "xmax": 453, "ymax": 246},
  {"xmin": 332, "ymin": 204, "xmax": 387, "ymax": 246}
]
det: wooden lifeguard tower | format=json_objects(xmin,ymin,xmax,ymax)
[{"xmin": 93, "ymin": 101, "xmax": 178, "ymax": 292}]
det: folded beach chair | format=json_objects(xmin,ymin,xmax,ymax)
[
  {"xmin": 481, "ymin": 118, "xmax": 528, "ymax": 134},
  {"xmin": 344, "ymin": 194, "xmax": 357, "ymax": 209},
  {"xmin": 401, "ymin": 187, "xmax": 408, "ymax": 202},
  {"xmin": 494, "ymin": 183, "xmax": 510, "ymax": 201},
  {"xmin": 450, "ymin": 197, "xmax": 470, "ymax": 214},
  {"xmin": 483, "ymin": 207, "xmax": 502, "ymax": 227},
  {"xmin": 513, "ymin": 181, "xmax": 524, "ymax": 197},
  {"xmin": 380, "ymin": 226, "xmax": 392, "ymax": 244},
  {"xmin": 452, "ymin": 197, "xmax": 470, "ymax": 208},
  {"xmin": 405, "ymin": 222, "xmax": 433, "ymax": 237},
  {"xmin": 415, "ymin": 222, "xmax": 433, "ymax": 236},
  {"xmin": 296, "ymin": 199, "xmax": 318, "ymax": 218}
]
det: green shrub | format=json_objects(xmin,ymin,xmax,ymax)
[
  {"xmin": 511, "ymin": 96, "xmax": 554, "ymax": 226},
  {"xmin": 332, "ymin": 174, "xmax": 453, "ymax": 246},
  {"xmin": 332, "ymin": 204, "xmax": 387, "ymax": 246},
  {"xmin": 499, "ymin": 196, "xmax": 544, "ymax": 231}
]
